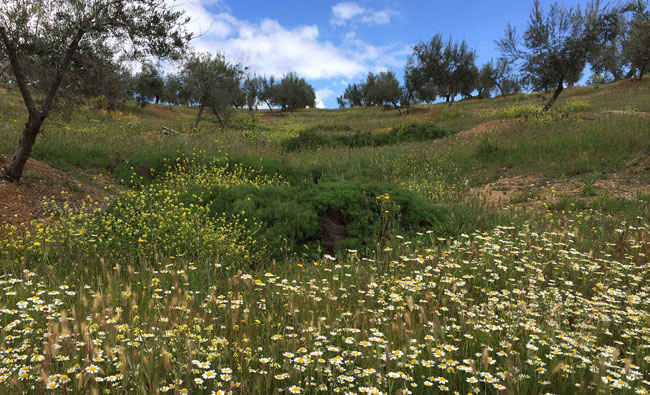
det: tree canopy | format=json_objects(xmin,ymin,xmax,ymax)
[
  {"xmin": 181, "ymin": 52, "xmax": 244, "ymax": 128},
  {"xmin": 273, "ymin": 72, "xmax": 316, "ymax": 112},
  {"xmin": 497, "ymin": 0, "xmax": 598, "ymax": 111},
  {"xmin": 408, "ymin": 34, "xmax": 478, "ymax": 105},
  {"xmin": 0, "ymin": 0, "xmax": 191, "ymax": 182},
  {"xmin": 624, "ymin": 0, "xmax": 650, "ymax": 79},
  {"xmin": 134, "ymin": 62, "xmax": 165, "ymax": 106},
  {"xmin": 337, "ymin": 71, "xmax": 404, "ymax": 114}
]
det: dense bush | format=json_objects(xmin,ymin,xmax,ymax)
[
  {"xmin": 200, "ymin": 178, "xmax": 449, "ymax": 259},
  {"xmin": 281, "ymin": 122, "xmax": 450, "ymax": 151}
]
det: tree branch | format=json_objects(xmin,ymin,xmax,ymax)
[
  {"xmin": 40, "ymin": 28, "xmax": 86, "ymax": 116},
  {"xmin": 0, "ymin": 26, "xmax": 38, "ymax": 116}
]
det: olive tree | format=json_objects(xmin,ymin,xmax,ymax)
[
  {"xmin": 134, "ymin": 62, "xmax": 165, "ymax": 106},
  {"xmin": 338, "ymin": 71, "xmax": 403, "ymax": 114},
  {"xmin": 243, "ymin": 74, "xmax": 261, "ymax": 113},
  {"xmin": 181, "ymin": 52, "xmax": 244, "ymax": 128},
  {"xmin": 336, "ymin": 83, "xmax": 363, "ymax": 108},
  {"xmin": 497, "ymin": 0, "xmax": 597, "ymax": 112},
  {"xmin": 0, "ymin": 0, "xmax": 191, "ymax": 182},
  {"xmin": 258, "ymin": 75, "xmax": 277, "ymax": 114},
  {"xmin": 373, "ymin": 71, "xmax": 403, "ymax": 114},
  {"xmin": 408, "ymin": 34, "xmax": 479, "ymax": 106},
  {"xmin": 273, "ymin": 72, "xmax": 316, "ymax": 112},
  {"xmin": 586, "ymin": 2, "xmax": 630, "ymax": 81},
  {"xmin": 161, "ymin": 73, "xmax": 187, "ymax": 106},
  {"xmin": 624, "ymin": 0, "xmax": 650, "ymax": 79},
  {"xmin": 477, "ymin": 58, "xmax": 521, "ymax": 98}
]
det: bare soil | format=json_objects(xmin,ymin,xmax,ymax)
[
  {"xmin": 457, "ymin": 119, "xmax": 519, "ymax": 139},
  {"xmin": 471, "ymin": 153, "xmax": 650, "ymax": 208},
  {"xmin": 0, "ymin": 155, "xmax": 115, "ymax": 231},
  {"xmin": 600, "ymin": 110, "xmax": 650, "ymax": 120}
]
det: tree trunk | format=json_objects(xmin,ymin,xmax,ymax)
[
  {"xmin": 211, "ymin": 105, "xmax": 226, "ymax": 127},
  {"xmin": 639, "ymin": 63, "xmax": 647, "ymax": 81},
  {"xmin": 405, "ymin": 90, "xmax": 413, "ymax": 115},
  {"xmin": 542, "ymin": 82, "xmax": 564, "ymax": 113},
  {"xmin": 1, "ymin": 26, "xmax": 84, "ymax": 182},
  {"xmin": 265, "ymin": 101, "xmax": 274, "ymax": 114},
  {"xmin": 4, "ymin": 115, "xmax": 44, "ymax": 182},
  {"xmin": 625, "ymin": 67, "xmax": 636, "ymax": 80},
  {"xmin": 495, "ymin": 82, "xmax": 505, "ymax": 97},
  {"xmin": 391, "ymin": 101, "xmax": 403, "ymax": 116},
  {"xmin": 193, "ymin": 103, "xmax": 204, "ymax": 129}
]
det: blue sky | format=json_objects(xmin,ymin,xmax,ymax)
[{"xmin": 178, "ymin": 0, "xmax": 588, "ymax": 108}]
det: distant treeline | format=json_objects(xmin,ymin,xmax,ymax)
[
  {"xmin": 104, "ymin": 54, "xmax": 317, "ymax": 127},
  {"xmin": 1, "ymin": 1, "xmax": 647, "ymax": 121},
  {"xmin": 338, "ymin": 0, "xmax": 650, "ymax": 113}
]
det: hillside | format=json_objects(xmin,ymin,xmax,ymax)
[
  {"xmin": 2, "ymin": 79, "xmax": 650, "ymax": 232},
  {"xmin": 1, "ymin": 80, "xmax": 650, "ymax": 393}
]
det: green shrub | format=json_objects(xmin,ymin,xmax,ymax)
[
  {"xmin": 226, "ymin": 155, "xmax": 327, "ymax": 184},
  {"xmin": 204, "ymin": 179, "xmax": 449, "ymax": 259},
  {"xmin": 548, "ymin": 196, "xmax": 589, "ymax": 212},
  {"xmin": 280, "ymin": 130, "xmax": 336, "ymax": 151},
  {"xmin": 397, "ymin": 122, "xmax": 449, "ymax": 140},
  {"xmin": 562, "ymin": 99, "xmax": 590, "ymax": 113},
  {"xmin": 511, "ymin": 189, "xmax": 540, "ymax": 204}
]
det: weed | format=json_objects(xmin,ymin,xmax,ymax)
[
  {"xmin": 562, "ymin": 99, "xmax": 591, "ymax": 112},
  {"xmin": 581, "ymin": 176, "xmax": 599, "ymax": 197},
  {"xmin": 510, "ymin": 189, "xmax": 540, "ymax": 204}
]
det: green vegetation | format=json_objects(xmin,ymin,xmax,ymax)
[
  {"xmin": 204, "ymin": 177, "xmax": 448, "ymax": 259},
  {"xmin": 1, "ymin": 77, "xmax": 650, "ymax": 393},
  {"xmin": 281, "ymin": 122, "xmax": 449, "ymax": 151},
  {"xmin": 2, "ymin": 0, "xmax": 650, "ymax": 393}
]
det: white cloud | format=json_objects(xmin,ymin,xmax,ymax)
[
  {"xmin": 315, "ymin": 88, "xmax": 335, "ymax": 109},
  {"xmin": 166, "ymin": 1, "xmax": 410, "ymax": 107},
  {"xmin": 175, "ymin": 1, "xmax": 394, "ymax": 80},
  {"xmin": 190, "ymin": 16, "xmax": 367, "ymax": 79},
  {"xmin": 361, "ymin": 9, "xmax": 392, "ymax": 25},
  {"xmin": 331, "ymin": 2, "xmax": 365, "ymax": 24},
  {"xmin": 330, "ymin": 2, "xmax": 396, "ymax": 26}
]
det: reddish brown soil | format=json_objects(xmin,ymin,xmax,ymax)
[
  {"xmin": 471, "ymin": 153, "xmax": 650, "ymax": 208},
  {"xmin": 457, "ymin": 119, "xmax": 519, "ymax": 139},
  {"xmin": 0, "ymin": 155, "xmax": 114, "ymax": 231}
]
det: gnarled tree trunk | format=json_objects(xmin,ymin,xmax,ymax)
[
  {"xmin": 639, "ymin": 63, "xmax": 647, "ymax": 81},
  {"xmin": 1, "ymin": 26, "xmax": 84, "ymax": 182},
  {"xmin": 211, "ymin": 105, "xmax": 226, "ymax": 127},
  {"xmin": 4, "ymin": 114, "xmax": 44, "ymax": 181},
  {"xmin": 542, "ymin": 82, "xmax": 564, "ymax": 113},
  {"xmin": 193, "ymin": 103, "xmax": 204, "ymax": 129},
  {"xmin": 391, "ymin": 101, "xmax": 403, "ymax": 116},
  {"xmin": 495, "ymin": 82, "xmax": 505, "ymax": 97},
  {"xmin": 264, "ymin": 101, "xmax": 274, "ymax": 114}
]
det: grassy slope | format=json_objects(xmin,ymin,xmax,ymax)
[
  {"xmin": 0, "ymin": 79, "xmax": 648, "ymax": 255},
  {"xmin": 2, "ymin": 79, "xmax": 649, "ymax": 234},
  {"xmin": 1, "ymin": 80, "xmax": 650, "ymax": 393},
  {"xmin": 2, "ymin": 79, "xmax": 648, "ymax": 185}
]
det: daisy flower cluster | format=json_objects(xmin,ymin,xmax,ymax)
[{"xmin": 1, "ymin": 223, "xmax": 649, "ymax": 393}]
